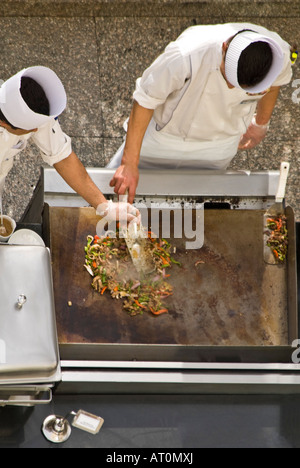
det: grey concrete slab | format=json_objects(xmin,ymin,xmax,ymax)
[
  {"xmin": 1, "ymin": 1, "xmax": 300, "ymax": 19},
  {"xmin": 2, "ymin": 142, "xmax": 43, "ymax": 221},
  {"xmin": 0, "ymin": 17, "xmax": 102, "ymax": 138},
  {"xmin": 72, "ymin": 137, "xmax": 104, "ymax": 167},
  {"xmin": 96, "ymin": 16, "xmax": 191, "ymax": 137},
  {"xmin": 103, "ymin": 137, "xmax": 123, "ymax": 165},
  {"xmin": 0, "ymin": 8, "xmax": 299, "ymax": 222}
]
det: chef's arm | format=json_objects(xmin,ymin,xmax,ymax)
[
  {"xmin": 255, "ymin": 86, "xmax": 281, "ymax": 125},
  {"xmin": 109, "ymin": 100, "xmax": 154, "ymax": 204},
  {"xmin": 54, "ymin": 151, "xmax": 107, "ymax": 209},
  {"xmin": 54, "ymin": 151, "xmax": 140, "ymax": 223},
  {"xmin": 239, "ymin": 86, "xmax": 280, "ymax": 150},
  {"xmin": 122, "ymin": 100, "xmax": 154, "ymax": 167}
]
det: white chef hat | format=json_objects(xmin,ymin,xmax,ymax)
[
  {"xmin": 0, "ymin": 66, "xmax": 67, "ymax": 130},
  {"xmin": 225, "ymin": 31, "xmax": 284, "ymax": 93}
]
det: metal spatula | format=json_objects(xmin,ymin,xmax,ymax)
[
  {"xmin": 121, "ymin": 192, "xmax": 155, "ymax": 275},
  {"xmin": 125, "ymin": 221, "xmax": 155, "ymax": 275},
  {"xmin": 263, "ymin": 161, "xmax": 290, "ymax": 264}
]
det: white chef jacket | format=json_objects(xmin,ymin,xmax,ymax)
[
  {"xmin": 119, "ymin": 23, "xmax": 292, "ymax": 170},
  {"xmin": 0, "ymin": 117, "xmax": 72, "ymax": 184},
  {"xmin": 134, "ymin": 23, "xmax": 292, "ymax": 140}
]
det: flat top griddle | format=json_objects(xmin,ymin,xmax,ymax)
[{"xmin": 48, "ymin": 206, "xmax": 291, "ymax": 348}]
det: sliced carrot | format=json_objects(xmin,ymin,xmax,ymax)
[
  {"xmin": 150, "ymin": 307, "xmax": 168, "ymax": 315},
  {"xmin": 156, "ymin": 246, "xmax": 170, "ymax": 255},
  {"xmin": 134, "ymin": 299, "xmax": 147, "ymax": 309},
  {"xmin": 160, "ymin": 256, "xmax": 170, "ymax": 266},
  {"xmin": 101, "ymin": 286, "xmax": 107, "ymax": 295}
]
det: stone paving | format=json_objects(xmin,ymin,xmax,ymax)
[{"xmin": 1, "ymin": 0, "xmax": 299, "ymax": 220}]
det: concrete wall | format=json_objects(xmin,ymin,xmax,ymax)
[{"xmin": 1, "ymin": 0, "xmax": 299, "ymax": 220}]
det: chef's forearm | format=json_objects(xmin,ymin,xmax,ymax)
[
  {"xmin": 54, "ymin": 151, "xmax": 107, "ymax": 209},
  {"xmin": 122, "ymin": 100, "xmax": 154, "ymax": 167},
  {"xmin": 255, "ymin": 86, "xmax": 280, "ymax": 125}
]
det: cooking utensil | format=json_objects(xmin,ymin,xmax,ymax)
[
  {"xmin": 121, "ymin": 192, "xmax": 155, "ymax": 275},
  {"xmin": 263, "ymin": 161, "xmax": 290, "ymax": 265},
  {"xmin": 124, "ymin": 220, "xmax": 156, "ymax": 275}
]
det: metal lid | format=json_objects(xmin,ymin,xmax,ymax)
[{"xmin": 0, "ymin": 245, "xmax": 60, "ymax": 383}]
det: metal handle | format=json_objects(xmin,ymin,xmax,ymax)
[
  {"xmin": 0, "ymin": 387, "xmax": 52, "ymax": 407},
  {"xmin": 275, "ymin": 161, "xmax": 290, "ymax": 202}
]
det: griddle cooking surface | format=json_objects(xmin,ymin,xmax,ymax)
[{"xmin": 49, "ymin": 207, "xmax": 288, "ymax": 347}]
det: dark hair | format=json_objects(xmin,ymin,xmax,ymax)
[
  {"xmin": 238, "ymin": 41, "xmax": 273, "ymax": 88},
  {"xmin": 20, "ymin": 77, "xmax": 50, "ymax": 116},
  {"xmin": 0, "ymin": 76, "xmax": 50, "ymax": 129},
  {"xmin": 226, "ymin": 29, "xmax": 273, "ymax": 89}
]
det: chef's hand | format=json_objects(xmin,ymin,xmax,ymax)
[
  {"xmin": 109, "ymin": 163, "xmax": 139, "ymax": 204},
  {"xmin": 97, "ymin": 199, "xmax": 140, "ymax": 224},
  {"xmin": 239, "ymin": 116, "xmax": 269, "ymax": 150}
]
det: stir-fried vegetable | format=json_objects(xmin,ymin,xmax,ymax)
[
  {"xmin": 84, "ymin": 229, "xmax": 181, "ymax": 316},
  {"xmin": 265, "ymin": 215, "xmax": 288, "ymax": 263}
]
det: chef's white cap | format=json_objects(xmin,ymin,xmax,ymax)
[
  {"xmin": 0, "ymin": 66, "xmax": 67, "ymax": 130},
  {"xmin": 225, "ymin": 31, "xmax": 284, "ymax": 93}
]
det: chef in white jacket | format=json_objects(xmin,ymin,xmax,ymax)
[
  {"xmin": 108, "ymin": 23, "xmax": 293, "ymax": 203},
  {"xmin": 0, "ymin": 66, "xmax": 137, "ymax": 222}
]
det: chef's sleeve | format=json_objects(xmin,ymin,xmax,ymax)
[
  {"xmin": 133, "ymin": 41, "xmax": 192, "ymax": 109},
  {"xmin": 31, "ymin": 118, "xmax": 72, "ymax": 166}
]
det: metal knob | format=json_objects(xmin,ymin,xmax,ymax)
[
  {"xmin": 42, "ymin": 415, "xmax": 72, "ymax": 443},
  {"xmin": 16, "ymin": 294, "xmax": 27, "ymax": 309}
]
